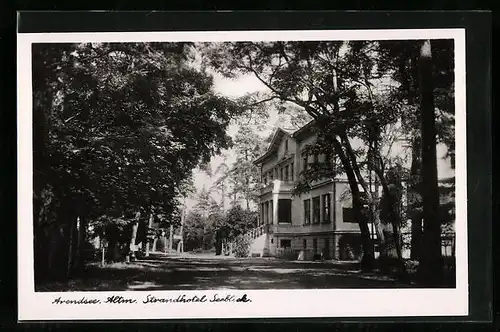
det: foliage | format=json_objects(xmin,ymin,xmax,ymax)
[
  {"xmin": 204, "ymin": 114, "xmax": 269, "ymax": 211},
  {"xmin": 183, "ymin": 211, "xmax": 207, "ymax": 252},
  {"xmin": 183, "ymin": 188, "xmax": 224, "ymax": 251},
  {"xmin": 232, "ymin": 234, "xmax": 252, "ymax": 258},
  {"xmin": 226, "ymin": 124, "xmax": 268, "ymax": 208},
  {"xmin": 220, "ymin": 205, "xmax": 258, "ymax": 240},
  {"xmin": 184, "ymin": 200, "xmax": 258, "ymax": 253},
  {"xmin": 34, "ymin": 42, "xmax": 239, "ymax": 224},
  {"xmin": 377, "ymin": 39, "xmax": 455, "ymax": 165},
  {"xmin": 32, "ymin": 42, "xmax": 246, "ymax": 276}
]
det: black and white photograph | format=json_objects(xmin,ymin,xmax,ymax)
[{"xmin": 18, "ymin": 28, "xmax": 467, "ymax": 320}]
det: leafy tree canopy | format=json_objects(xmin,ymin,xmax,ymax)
[{"xmin": 33, "ymin": 42, "xmax": 244, "ymax": 231}]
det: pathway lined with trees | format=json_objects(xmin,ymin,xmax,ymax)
[{"xmin": 33, "ymin": 39, "xmax": 455, "ymax": 289}]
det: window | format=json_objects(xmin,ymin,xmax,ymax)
[
  {"xmin": 280, "ymin": 167, "xmax": 284, "ymax": 181},
  {"xmin": 290, "ymin": 162, "xmax": 294, "ymax": 181},
  {"xmin": 322, "ymin": 194, "xmax": 331, "ymax": 223},
  {"xmin": 343, "ymin": 207, "xmax": 356, "ymax": 223},
  {"xmin": 285, "ymin": 139, "xmax": 289, "ymax": 151},
  {"xmin": 280, "ymin": 239, "xmax": 291, "ymax": 248},
  {"xmin": 313, "ymin": 238, "xmax": 318, "ymax": 254},
  {"xmin": 312, "ymin": 196, "xmax": 321, "ymax": 224},
  {"xmin": 284, "ymin": 165, "xmax": 289, "ymax": 181},
  {"xmin": 261, "ymin": 203, "xmax": 265, "ymax": 224},
  {"xmin": 303, "ymin": 239, "xmax": 307, "ymax": 250},
  {"xmin": 303, "ymin": 155, "xmax": 308, "ymax": 171},
  {"xmin": 278, "ymin": 199, "xmax": 292, "ymax": 223},
  {"xmin": 314, "ymin": 153, "xmax": 319, "ymax": 164},
  {"xmin": 324, "ymin": 239, "xmax": 330, "ymax": 258},
  {"xmin": 303, "ymin": 199, "xmax": 311, "ymax": 224},
  {"xmin": 270, "ymin": 170, "xmax": 274, "ymax": 181},
  {"xmin": 264, "ymin": 202, "xmax": 269, "ymax": 224},
  {"xmin": 270, "ymin": 200, "xmax": 274, "ymax": 224}
]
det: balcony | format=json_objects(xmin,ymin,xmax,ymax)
[{"xmin": 259, "ymin": 179, "xmax": 295, "ymax": 196}]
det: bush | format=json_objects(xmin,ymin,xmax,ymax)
[
  {"xmin": 404, "ymin": 259, "xmax": 419, "ymax": 273},
  {"xmin": 232, "ymin": 235, "xmax": 252, "ymax": 258}
]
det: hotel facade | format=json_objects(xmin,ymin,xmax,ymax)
[
  {"xmin": 253, "ymin": 123, "xmax": 367, "ymax": 261},
  {"xmin": 252, "ymin": 121, "xmax": 455, "ymax": 261}
]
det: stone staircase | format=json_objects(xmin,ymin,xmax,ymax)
[{"xmin": 244, "ymin": 224, "xmax": 270, "ymax": 258}]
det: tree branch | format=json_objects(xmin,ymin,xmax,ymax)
[
  {"xmin": 242, "ymin": 96, "xmax": 279, "ymax": 108},
  {"xmin": 340, "ymin": 133, "xmax": 373, "ymax": 202},
  {"xmin": 64, "ymin": 111, "xmax": 82, "ymax": 123},
  {"xmin": 238, "ymin": 61, "xmax": 322, "ymax": 119}
]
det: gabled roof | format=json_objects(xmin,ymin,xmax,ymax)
[
  {"xmin": 290, "ymin": 119, "xmax": 316, "ymax": 140},
  {"xmin": 253, "ymin": 127, "xmax": 293, "ymax": 165},
  {"xmin": 253, "ymin": 119, "xmax": 319, "ymax": 165}
]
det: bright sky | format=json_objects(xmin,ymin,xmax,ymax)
[{"xmin": 185, "ymin": 71, "xmax": 275, "ymax": 212}]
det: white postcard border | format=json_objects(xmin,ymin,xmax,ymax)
[{"xmin": 17, "ymin": 28, "xmax": 467, "ymax": 321}]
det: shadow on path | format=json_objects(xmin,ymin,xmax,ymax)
[{"xmin": 36, "ymin": 253, "xmax": 417, "ymax": 292}]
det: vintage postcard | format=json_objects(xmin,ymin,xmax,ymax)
[{"xmin": 17, "ymin": 28, "xmax": 467, "ymax": 320}]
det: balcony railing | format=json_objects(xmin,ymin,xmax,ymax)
[
  {"xmin": 223, "ymin": 224, "xmax": 268, "ymax": 256},
  {"xmin": 244, "ymin": 224, "xmax": 266, "ymax": 240},
  {"xmin": 259, "ymin": 180, "xmax": 295, "ymax": 195}
]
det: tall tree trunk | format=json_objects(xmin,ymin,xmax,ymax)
[
  {"xmin": 50, "ymin": 202, "xmax": 72, "ymax": 279},
  {"xmin": 330, "ymin": 135, "xmax": 374, "ymax": 271},
  {"xmin": 145, "ymin": 209, "xmax": 154, "ymax": 257},
  {"xmin": 129, "ymin": 217, "xmax": 139, "ymax": 261},
  {"xmin": 163, "ymin": 232, "xmax": 168, "ymax": 254},
  {"xmin": 169, "ymin": 225, "xmax": 173, "ymax": 252},
  {"xmin": 364, "ymin": 109, "xmax": 393, "ymax": 268},
  {"xmin": 179, "ymin": 207, "xmax": 185, "ymax": 253},
  {"xmin": 101, "ymin": 236, "xmax": 106, "ymax": 266},
  {"xmin": 34, "ymin": 187, "xmax": 53, "ymax": 282},
  {"xmin": 399, "ymin": 49, "xmax": 423, "ymax": 261},
  {"xmin": 341, "ymin": 133, "xmax": 383, "ymax": 266},
  {"xmin": 409, "ymin": 136, "xmax": 423, "ymax": 259},
  {"xmin": 66, "ymin": 216, "xmax": 76, "ymax": 278},
  {"xmin": 371, "ymin": 147, "xmax": 407, "ymax": 275},
  {"xmin": 417, "ymin": 40, "xmax": 442, "ymax": 286},
  {"xmin": 75, "ymin": 215, "xmax": 87, "ymax": 273},
  {"xmin": 105, "ymin": 225, "xmax": 120, "ymax": 263},
  {"xmin": 370, "ymin": 202, "xmax": 386, "ymax": 258},
  {"xmin": 307, "ymin": 69, "xmax": 377, "ymax": 269},
  {"xmin": 222, "ymin": 184, "xmax": 225, "ymax": 212},
  {"xmin": 392, "ymin": 222, "xmax": 408, "ymax": 278},
  {"xmin": 245, "ymin": 177, "xmax": 250, "ymax": 210}
]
